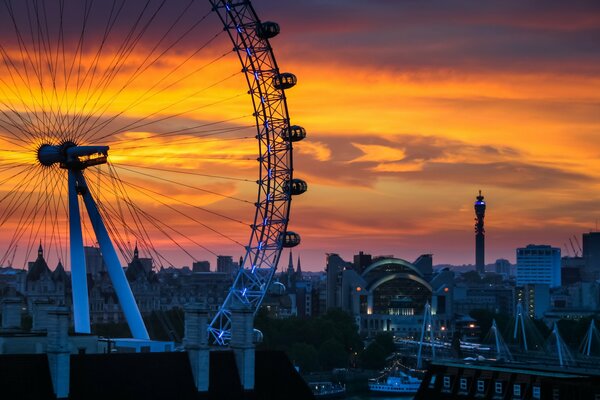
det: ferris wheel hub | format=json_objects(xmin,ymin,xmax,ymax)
[{"xmin": 37, "ymin": 142, "xmax": 109, "ymax": 170}]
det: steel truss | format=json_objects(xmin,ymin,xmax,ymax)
[{"xmin": 208, "ymin": 0, "xmax": 296, "ymax": 345}]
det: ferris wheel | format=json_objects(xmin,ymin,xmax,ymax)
[{"xmin": 0, "ymin": 0, "xmax": 305, "ymax": 344}]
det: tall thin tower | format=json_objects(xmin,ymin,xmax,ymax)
[{"xmin": 474, "ymin": 190, "xmax": 486, "ymax": 273}]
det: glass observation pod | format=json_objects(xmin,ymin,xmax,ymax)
[
  {"xmin": 285, "ymin": 179, "xmax": 308, "ymax": 196},
  {"xmin": 273, "ymin": 73, "xmax": 297, "ymax": 90},
  {"xmin": 256, "ymin": 22, "xmax": 280, "ymax": 39},
  {"xmin": 283, "ymin": 125, "xmax": 306, "ymax": 142},
  {"xmin": 281, "ymin": 231, "xmax": 301, "ymax": 248}
]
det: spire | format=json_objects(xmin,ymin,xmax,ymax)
[
  {"xmin": 287, "ymin": 251, "xmax": 294, "ymax": 273},
  {"xmin": 38, "ymin": 241, "xmax": 43, "ymax": 258},
  {"xmin": 133, "ymin": 242, "xmax": 139, "ymax": 259},
  {"xmin": 296, "ymin": 255, "xmax": 302, "ymax": 276}
]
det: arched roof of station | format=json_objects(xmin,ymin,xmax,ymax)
[
  {"xmin": 361, "ymin": 258, "xmax": 425, "ymax": 279},
  {"xmin": 366, "ymin": 272, "xmax": 432, "ymax": 293}
]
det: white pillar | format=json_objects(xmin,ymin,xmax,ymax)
[
  {"xmin": 1, "ymin": 298, "xmax": 22, "ymax": 330},
  {"xmin": 184, "ymin": 303, "xmax": 209, "ymax": 392},
  {"xmin": 230, "ymin": 301, "xmax": 255, "ymax": 391},
  {"xmin": 47, "ymin": 306, "xmax": 70, "ymax": 399}
]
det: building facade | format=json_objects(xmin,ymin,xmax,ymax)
[{"xmin": 516, "ymin": 245, "xmax": 561, "ymax": 288}]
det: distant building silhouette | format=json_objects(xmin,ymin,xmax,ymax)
[
  {"xmin": 84, "ymin": 246, "xmax": 106, "ymax": 275},
  {"xmin": 474, "ymin": 190, "xmax": 486, "ymax": 273},
  {"xmin": 353, "ymin": 251, "xmax": 372, "ymax": 274},
  {"xmin": 192, "ymin": 261, "xmax": 210, "ymax": 273},
  {"xmin": 216, "ymin": 256, "xmax": 236, "ymax": 274},
  {"xmin": 325, "ymin": 254, "xmax": 351, "ymax": 310},
  {"xmin": 495, "ymin": 258, "xmax": 511, "ymax": 276},
  {"xmin": 583, "ymin": 231, "xmax": 600, "ymax": 281}
]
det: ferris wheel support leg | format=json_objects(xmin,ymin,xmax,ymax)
[
  {"xmin": 68, "ymin": 171, "xmax": 91, "ymax": 334},
  {"xmin": 74, "ymin": 171, "xmax": 149, "ymax": 340}
]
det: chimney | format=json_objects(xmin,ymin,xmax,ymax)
[
  {"xmin": 47, "ymin": 306, "xmax": 70, "ymax": 399},
  {"xmin": 1, "ymin": 297, "xmax": 23, "ymax": 331},
  {"xmin": 230, "ymin": 301, "xmax": 255, "ymax": 391},
  {"xmin": 184, "ymin": 303, "xmax": 209, "ymax": 393}
]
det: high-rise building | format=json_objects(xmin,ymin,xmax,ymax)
[
  {"xmin": 353, "ymin": 251, "xmax": 372, "ymax": 274},
  {"xmin": 326, "ymin": 253, "xmax": 350, "ymax": 310},
  {"xmin": 516, "ymin": 244, "xmax": 561, "ymax": 287},
  {"xmin": 474, "ymin": 191, "xmax": 486, "ymax": 274},
  {"xmin": 495, "ymin": 259, "xmax": 511, "ymax": 276},
  {"xmin": 583, "ymin": 232, "xmax": 600, "ymax": 281},
  {"xmin": 216, "ymin": 255, "xmax": 237, "ymax": 274},
  {"xmin": 84, "ymin": 246, "xmax": 106, "ymax": 275},
  {"xmin": 516, "ymin": 284, "xmax": 550, "ymax": 319}
]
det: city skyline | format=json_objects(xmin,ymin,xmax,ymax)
[{"xmin": 0, "ymin": 1, "xmax": 599, "ymax": 271}]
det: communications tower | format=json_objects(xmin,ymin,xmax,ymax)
[{"xmin": 474, "ymin": 190, "xmax": 486, "ymax": 273}]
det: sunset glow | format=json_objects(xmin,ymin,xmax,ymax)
[{"xmin": 1, "ymin": 0, "xmax": 599, "ymax": 270}]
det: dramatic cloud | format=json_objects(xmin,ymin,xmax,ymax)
[{"xmin": 1, "ymin": 1, "xmax": 600, "ymax": 269}]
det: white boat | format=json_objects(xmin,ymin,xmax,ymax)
[{"xmin": 368, "ymin": 369, "xmax": 422, "ymax": 394}]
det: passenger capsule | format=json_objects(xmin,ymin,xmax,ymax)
[
  {"xmin": 282, "ymin": 125, "xmax": 306, "ymax": 142},
  {"xmin": 280, "ymin": 231, "xmax": 301, "ymax": 248},
  {"xmin": 285, "ymin": 179, "xmax": 308, "ymax": 196},
  {"xmin": 273, "ymin": 73, "xmax": 297, "ymax": 90},
  {"xmin": 256, "ymin": 22, "xmax": 280, "ymax": 39}
]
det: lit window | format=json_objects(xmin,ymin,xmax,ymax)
[
  {"xmin": 443, "ymin": 376, "xmax": 450, "ymax": 388},
  {"xmin": 514, "ymin": 384, "xmax": 521, "ymax": 396},
  {"xmin": 495, "ymin": 382, "xmax": 502, "ymax": 394},
  {"xmin": 477, "ymin": 380, "xmax": 485, "ymax": 392}
]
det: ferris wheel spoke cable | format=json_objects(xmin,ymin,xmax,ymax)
[
  {"xmin": 7, "ymin": 0, "xmax": 61, "ymax": 140},
  {"xmin": 107, "ymin": 116, "xmax": 254, "ymax": 147},
  {"xmin": 112, "ymin": 163, "xmax": 252, "ymax": 205},
  {"xmin": 0, "ymin": 166, "xmax": 44, "ymax": 265},
  {"xmin": 0, "ymin": 165, "xmax": 38, "ymax": 213},
  {"xmin": 90, "ymin": 73, "xmax": 244, "ymax": 144},
  {"xmin": 0, "ymin": 55, "xmax": 40, "ymax": 139},
  {"xmin": 112, "ymin": 133, "xmax": 254, "ymax": 151},
  {"xmin": 107, "ymin": 167, "xmax": 167, "ymax": 267},
  {"xmin": 66, "ymin": 0, "xmax": 167, "ymax": 137},
  {"xmin": 110, "ymin": 162, "xmax": 253, "ymax": 183},
  {"xmin": 92, "ymin": 169, "xmax": 214, "ymax": 261},
  {"xmin": 0, "ymin": 97, "xmax": 40, "ymax": 142},
  {"xmin": 117, "ymin": 154, "xmax": 253, "ymax": 162},
  {"xmin": 76, "ymin": 5, "xmax": 218, "ymax": 141},
  {"xmin": 100, "ymin": 194, "xmax": 204, "ymax": 263},
  {"xmin": 95, "ymin": 168, "xmax": 246, "ymax": 246},
  {"xmin": 59, "ymin": 0, "xmax": 108, "ymax": 137},
  {"xmin": 76, "ymin": 4, "xmax": 218, "ymax": 143},
  {"xmin": 20, "ymin": 169, "xmax": 53, "ymax": 265},
  {"xmin": 47, "ymin": 170, "xmax": 68, "ymax": 265},
  {"xmin": 94, "ymin": 165, "xmax": 160, "ymax": 265},
  {"xmin": 101, "ymin": 167, "xmax": 249, "ymax": 226},
  {"xmin": 105, "ymin": 162, "xmax": 170, "ymax": 265}
]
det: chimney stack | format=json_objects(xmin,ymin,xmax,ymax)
[
  {"xmin": 1, "ymin": 297, "xmax": 23, "ymax": 331},
  {"xmin": 184, "ymin": 303, "xmax": 210, "ymax": 393},
  {"xmin": 47, "ymin": 306, "xmax": 70, "ymax": 399},
  {"xmin": 230, "ymin": 301, "xmax": 255, "ymax": 391}
]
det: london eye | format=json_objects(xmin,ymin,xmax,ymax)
[{"xmin": 0, "ymin": 0, "xmax": 305, "ymax": 344}]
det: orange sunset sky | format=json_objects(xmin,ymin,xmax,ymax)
[{"xmin": 0, "ymin": 1, "xmax": 599, "ymax": 271}]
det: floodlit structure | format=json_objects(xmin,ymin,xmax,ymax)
[
  {"xmin": 474, "ymin": 191, "xmax": 486, "ymax": 274},
  {"xmin": 0, "ymin": 0, "xmax": 306, "ymax": 345}
]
